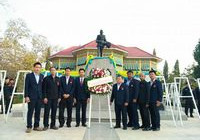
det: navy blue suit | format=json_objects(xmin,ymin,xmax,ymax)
[
  {"xmin": 74, "ymin": 77, "xmax": 90, "ymax": 125},
  {"xmin": 149, "ymin": 80, "xmax": 163, "ymax": 129},
  {"xmin": 111, "ymin": 83, "xmax": 129, "ymax": 127},
  {"xmin": 124, "ymin": 78, "xmax": 140, "ymax": 128},
  {"xmin": 25, "ymin": 72, "xmax": 44, "ymax": 128},
  {"xmin": 59, "ymin": 76, "xmax": 75, "ymax": 126}
]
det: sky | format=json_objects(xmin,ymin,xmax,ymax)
[{"xmin": 1, "ymin": 0, "xmax": 200, "ymax": 73}]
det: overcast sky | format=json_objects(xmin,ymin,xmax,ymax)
[{"xmin": 1, "ymin": 0, "xmax": 200, "ymax": 72}]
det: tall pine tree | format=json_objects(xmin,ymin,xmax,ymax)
[
  {"xmin": 163, "ymin": 60, "xmax": 169, "ymax": 81},
  {"xmin": 173, "ymin": 59, "xmax": 180, "ymax": 76},
  {"xmin": 153, "ymin": 48, "xmax": 156, "ymax": 56}
]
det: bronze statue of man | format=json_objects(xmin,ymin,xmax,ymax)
[{"xmin": 96, "ymin": 30, "xmax": 111, "ymax": 57}]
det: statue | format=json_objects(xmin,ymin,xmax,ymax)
[{"xmin": 96, "ymin": 30, "xmax": 111, "ymax": 57}]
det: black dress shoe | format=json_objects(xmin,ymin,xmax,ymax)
[
  {"xmin": 132, "ymin": 127, "xmax": 139, "ymax": 130},
  {"xmin": 75, "ymin": 124, "xmax": 80, "ymax": 127},
  {"xmin": 114, "ymin": 126, "xmax": 121, "ymax": 129},
  {"xmin": 142, "ymin": 127, "xmax": 151, "ymax": 131},
  {"xmin": 140, "ymin": 125, "xmax": 144, "ymax": 128},
  {"xmin": 123, "ymin": 127, "xmax": 127, "ymax": 130},
  {"xmin": 59, "ymin": 125, "xmax": 64, "ymax": 128},
  {"xmin": 190, "ymin": 115, "xmax": 194, "ymax": 118},
  {"xmin": 50, "ymin": 126, "xmax": 58, "ymax": 130},
  {"xmin": 67, "ymin": 124, "xmax": 71, "ymax": 128},
  {"xmin": 152, "ymin": 128, "xmax": 160, "ymax": 131},
  {"xmin": 82, "ymin": 124, "xmax": 87, "ymax": 127}
]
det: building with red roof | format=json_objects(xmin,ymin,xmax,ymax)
[{"xmin": 49, "ymin": 40, "xmax": 162, "ymax": 72}]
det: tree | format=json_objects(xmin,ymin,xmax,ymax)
[
  {"xmin": 45, "ymin": 47, "xmax": 52, "ymax": 70},
  {"xmin": 32, "ymin": 34, "xmax": 50, "ymax": 62},
  {"xmin": 163, "ymin": 60, "xmax": 169, "ymax": 81},
  {"xmin": 0, "ymin": 18, "xmax": 31, "ymax": 74},
  {"xmin": 0, "ymin": 18, "xmax": 52, "ymax": 76},
  {"xmin": 193, "ymin": 40, "xmax": 200, "ymax": 78},
  {"xmin": 153, "ymin": 48, "xmax": 156, "ymax": 56},
  {"xmin": 173, "ymin": 59, "xmax": 180, "ymax": 76},
  {"xmin": 167, "ymin": 60, "xmax": 180, "ymax": 82}
]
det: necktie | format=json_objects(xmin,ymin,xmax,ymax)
[{"xmin": 80, "ymin": 78, "xmax": 83, "ymax": 85}]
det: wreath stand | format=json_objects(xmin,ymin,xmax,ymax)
[{"xmin": 88, "ymin": 93, "xmax": 113, "ymax": 128}]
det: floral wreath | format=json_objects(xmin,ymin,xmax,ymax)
[{"xmin": 87, "ymin": 68, "xmax": 113, "ymax": 95}]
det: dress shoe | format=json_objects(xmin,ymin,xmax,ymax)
[
  {"xmin": 75, "ymin": 124, "xmax": 80, "ymax": 127},
  {"xmin": 140, "ymin": 125, "xmax": 144, "ymax": 128},
  {"xmin": 59, "ymin": 125, "xmax": 64, "ymax": 128},
  {"xmin": 132, "ymin": 127, "xmax": 139, "ymax": 130},
  {"xmin": 25, "ymin": 128, "xmax": 32, "ymax": 133},
  {"xmin": 33, "ymin": 127, "xmax": 43, "ymax": 131},
  {"xmin": 67, "ymin": 124, "xmax": 71, "ymax": 128},
  {"xmin": 123, "ymin": 127, "xmax": 127, "ymax": 130},
  {"xmin": 152, "ymin": 128, "xmax": 160, "ymax": 131},
  {"xmin": 82, "ymin": 124, "xmax": 87, "ymax": 127},
  {"xmin": 43, "ymin": 127, "xmax": 48, "ymax": 131},
  {"xmin": 50, "ymin": 126, "xmax": 58, "ymax": 130},
  {"xmin": 142, "ymin": 127, "xmax": 151, "ymax": 131},
  {"xmin": 114, "ymin": 126, "xmax": 121, "ymax": 129}
]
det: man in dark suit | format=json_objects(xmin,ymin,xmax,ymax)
[
  {"xmin": 110, "ymin": 75, "xmax": 129, "ymax": 130},
  {"xmin": 59, "ymin": 67, "xmax": 75, "ymax": 128},
  {"xmin": 124, "ymin": 70, "xmax": 140, "ymax": 130},
  {"xmin": 74, "ymin": 68, "xmax": 90, "ymax": 127},
  {"xmin": 138, "ymin": 73, "xmax": 151, "ymax": 131},
  {"xmin": 25, "ymin": 62, "xmax": 44, "ymax": 133},
  {"xmin": 195, "ymin": 86, "xmax": 200, "ymax": 113},
  {"xmin": 182, "ymin": 84, "xmax": 194, "ymax": 117},
  {"xmin": 43, "ymin": 67, "xmax": 60, "ymax": 131},
  {"xmin": 149, "ymin": 70, "xmax": 163, "ymax": 131}
]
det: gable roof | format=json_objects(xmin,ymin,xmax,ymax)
[{"xmin": 49, "ymin": 40, "xmax": 162, "ymax": 61}]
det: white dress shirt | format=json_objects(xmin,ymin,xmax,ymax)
[
  {"xmin": 66, "ymin": 76, "xmax": 69, "ymax": 85},
  {"xmin": 117, "ymin": 83, "xmax": 121, "ymax": 90},
  {"xmin": 34, "ymin": 73, "xmax": 40, "ymax": 84}
]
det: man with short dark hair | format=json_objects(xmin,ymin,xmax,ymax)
[
  {"xmin": 74, "ymin": 68, "xmax": 90, "ymax": 127},
  {"xmin": 124, "ymin": 70, "xmax": 140, "ymax": 130},
  {"xmin": 59, "ymin": 67, "xmax": 75, "ymax": 128},
  {"xmin": 149, "ymin": 70, "xmax": 163, "ymax": 131},
  {"xmin": 182, "ymin": 84, "xmax": 194, "ymax": 117},
  {"xmin": 111, "ymin": 75, "xmax": 129, "ymax": 130},
  {"xmin": 25, "ymin": 62, "xmax": 44, "ymax": 133},
  {"xmin": 43, "ymin": 67, "xmax": 60, "ymax": 131},
  {"xmin": 138, "ymin": 73, "xmax": 150, "ymax": 131},
  {"xmin": 195, "ymin": 86, "xmax": 200, "ymax": 113}
]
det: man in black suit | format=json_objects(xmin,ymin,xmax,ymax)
[
  {"xmin": 195, "ymin": 86, "xmax": 200, "ymax": 113},
  {"xmin": 25, "ymin": 62, "xmax": 44, "ymax": 133},
  {"xmin": 43, "ymin": 67, "xmax": 60, "ymax": 131},
  {"xmin": 149, "ymin": 70, "xmax": 163, "ymax": 131},
  {"xmin": 59, "ymin": 67, "xmax": 75, "ymax": 128},
  {"xmin": 110, "ymin": 75, "xmax": 129, "ymax": 130},
  {"xmin": 182, "ymin": 84, "xmax": 194, "ymax": 117},
  {"xmin": 138, "ymin": 73, "xmax": 150, "ymax": 131},
  {"xmin": 74, "ymin": 68, "xmax": 90, "ymax": 127},
  {"xmin": 124, "ymin": 70, "xmax": 140, "ymax": 130}
]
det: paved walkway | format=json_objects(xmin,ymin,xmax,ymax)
[{"xmin": 0, "ymin": 114, "xmax": 200, "ymax": 140}]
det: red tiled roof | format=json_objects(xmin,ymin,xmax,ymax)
[
  {"xmin": 50, "ymin": 46, "xmax": 81, "ymax": 58},
  {"xmin": 50, "ymin": 40, "xmax": 161, "ymax": 60}
]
